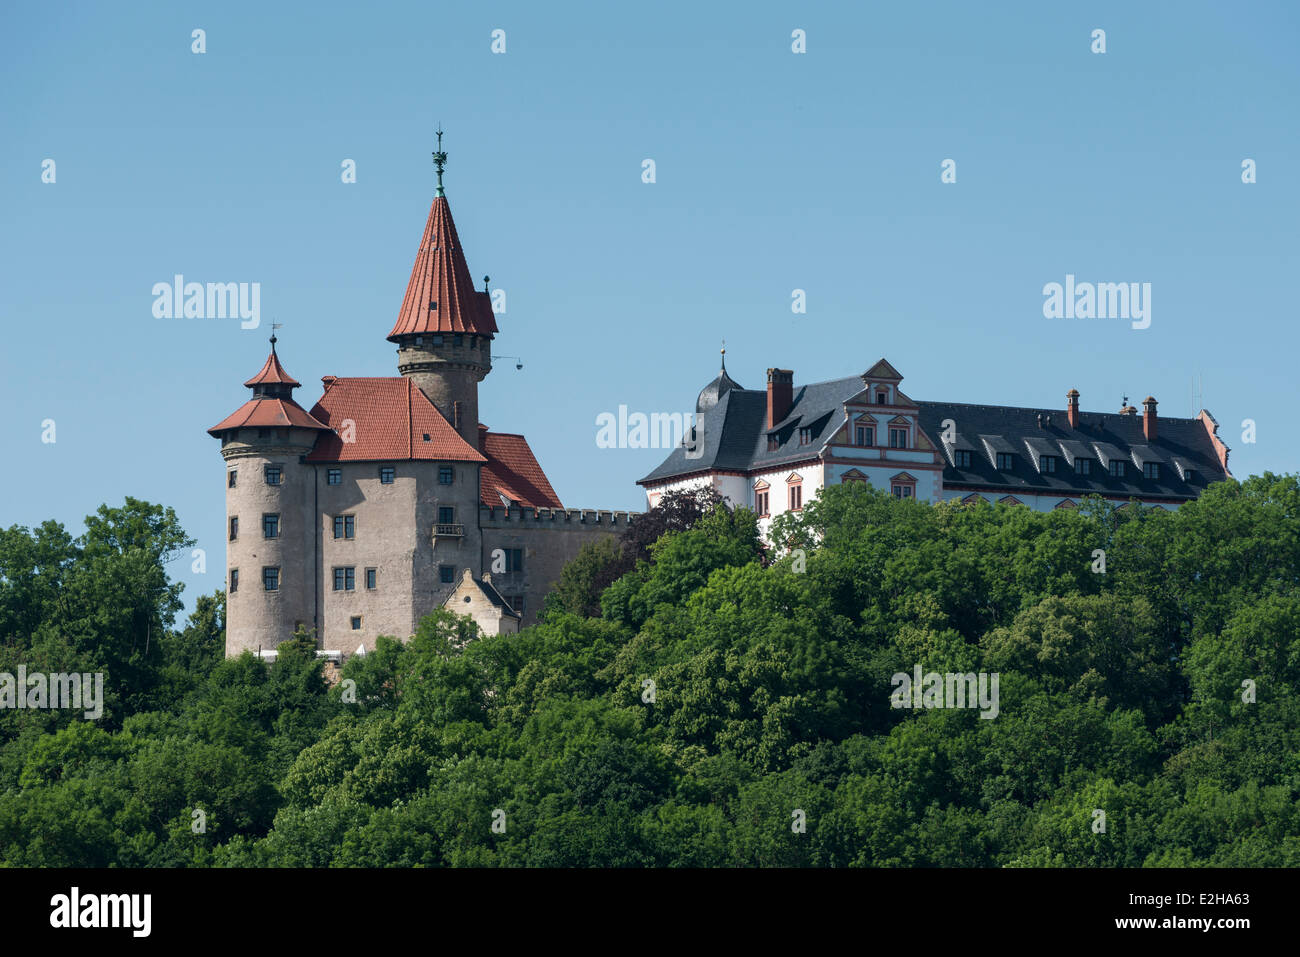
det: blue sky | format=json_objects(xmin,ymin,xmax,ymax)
[{"xmin": 2, "ymin": 1, "xmax": 1297, "ymax": 614}]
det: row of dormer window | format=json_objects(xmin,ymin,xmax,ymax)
[
  {"xmin": 227, "ymin": 465, "xmax": 458, "ymax": 488},
  {"xmin": 955, "ymin": 450, "xmax": 1161, "ymax": 479}
]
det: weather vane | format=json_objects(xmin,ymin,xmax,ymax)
[{"xmin": 270, "ymin": 321, "xmax": 282, "ymax": 350}]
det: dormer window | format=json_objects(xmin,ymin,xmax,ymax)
[
  {"xmin": 1143, "ymin": 462, "xmax": 1160, "ymax": 479},
  {"xmin": 997, "ymin": 453, "xmax": 1013, "ymax": 471},
  {"xmin": 1075, "ymin": 458, "xmax": 1091, "ymax": 476},
  {"xmin": 1039, "ymin": 455, "xmax": 1056, "ymax": 474},
  {"xmin": 798, "ymin": 427, "xmax": 812, "ymax": 446},
  {"xmin": 1110, "ymin": 460, "xmax": 1124, "ymax": 477},
  {"xmin": 876, "ymin": 391, "xmax": 888, "ymax": 405},
  {"xmin": 767, "ymin": 435, "xmax": 779, "ymax": 452},
  {"xmin": 954, "ymin": 450, "xmax": 971, "ymax": 468}
]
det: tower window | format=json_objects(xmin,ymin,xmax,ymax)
[
  {"xmin": 327, "ymin": 468, "xmax": 342, "ymax": 486},
  {"xmin": 229, "ymin": 516, "xmax": 239, "ymax": 541},
  {"xmin": 439, "ymin": 466, "xmax": 454, "ymax": 485},
  {"xmin": 439, "ymin": 565, "xmax": 455, "ymax": 584},
  {"xmin": 889, "ymin": 428, "xmax": 908, "ymax": 449},
  {"xmin": 366, "ymin": 568, "xmax": 377, "ymax": 590},
  {"xmin": 264, "ymin": 466, "xmax": 282, "ymax": 486},
  {"xmin": 263, "ymin": 514, "xmax": 280, "ymax": 539},
  {"xmin": 351, "ymin": 617, "xmax": 362, "ymax": 631},
  {"xmin": 333, "ymin": 515, "xmax": 355, "ymax": 539},
  {"xmin": 503, "ymin": 548, "xmax": 524, "ymax": 573},
  {"xmin": 954, "ymin": 450, "xmax": 972, "ymax": 468},
  {"xmin": 380, "ymin": 467, "xmax": 395, "ymax": 484},
  {"xmin": 333, "ymin": 567, "xmax": 356, "ymax": 591},
  {"xmin": 229, "ymin": 568, "xmax": 239, "ymax": 593},
  {"xmin": 432, "ymin": 335, "xmax": 444, "ymax": 346},
  {"xmin": 262, "ymin": 567, "xmax": 280, "ymax": 591},
  {"xmin": 228, "ymin": 470, "xmax": 237, "ymax": 488},
  {"xmin": 454, "ymin": 334, "xmax": 463, "ymax": 347}
]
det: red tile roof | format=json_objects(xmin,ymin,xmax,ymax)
[
  {"xmin": 305, "ymin": 376, "xmax": 486, "ymax": 463},
  {"xmin": 479, "ymin": 426, "xmax": 563, "ymax": 509},
  {"xmin": 208, "ymin": 397, "xmax": 330, "ymax": 435},
  {"xmin": 388, "ymin": 195, "xmax": 499, "ymax": 341},
  {"xmin": 243, "ymin": 349, "xmax": 300, "ymax": 387}
]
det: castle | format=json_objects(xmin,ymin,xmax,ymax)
[
  {"xmin": 640, "ymin": 356, "xmax": 1233, "ymax": 531},
  {"xmin": 210, "ymin": 142, "xmax": 632, "ymax": 658}
]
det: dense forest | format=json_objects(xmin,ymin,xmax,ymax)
[{"xmin": 1, "ymin": 475, "xmax": 1298, "ymax": 867}]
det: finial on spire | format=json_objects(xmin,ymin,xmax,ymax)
[
  {"xmin": 270, "ymin": 322, "xmax": 282, "ymax": 352},
  {"xmin": 433, "ymin": 125, "xmax": 447, "ymax": 197},
  {"xmin": 483, "ymin": 275, "xmax": 490, "ymax": 292},
  {"xmin": 720, "ymin": 339, "xmax": 727, "ymax": 370}
]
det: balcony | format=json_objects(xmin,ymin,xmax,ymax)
[{"xmin": 433, "ymin": 523, "xmax": 464, "ymax": 543}]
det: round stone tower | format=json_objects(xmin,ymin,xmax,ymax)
[
  {"xmin": 208, "ymin": 337, "xmax": 331, "ymax": 656},
  {"xmin": 387, "ymin": 137, "xmax": 499, "ymax": 446}
]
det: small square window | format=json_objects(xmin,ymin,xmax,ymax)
[
  {"xmin": 432, "ymin": 335, "xmax": 444, "ymax": 346},
  {"xmin": 265, "ymin": 466, "xmax": 282, "ymax": 486},
  {"xmin": 350, "ymin": 616, "xmax": 362, "ymax": 631},
  {"xmin": 263, "ymin": 514, "xmax": 280, "ymax": 539},
  {"xmin": 380, "ymin": 467, "xmax": 395, "ymax": 484},
  {"xmin": 228, "ymin": 470, "xmax": 238, "ymax": 488},
  {"xmin": 229, "ymin": 568, "xmax": 239, "ymax": 592},
  {"xmin": 366, "ymin": 568, "xmax": 377, "ymax": 590},
  {"xmin": 263, "ymin": 567, "xmax": 280, "ymax": 591},
  {"xmin": 439, "ymin": 565, "xmax": 455, "ymax": 584},
  {"xmin": 229, "ymin": 516, "xmax": 239, "ymax": 540},
  {"xmin": 954, "ymin": 450, "xmax": 972, "ymax": 468},
  {"xmin": 327, "ymin": 468, "xmax": 342, "ymax": 486},
  {"xmin": 439, "ymin": 466, "xmax": 454, "ymax": 485}
]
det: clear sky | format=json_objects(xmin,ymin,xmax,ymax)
[{"xmin": 2, "ymin": 1, "xmax": 1297, "ymax": 614}]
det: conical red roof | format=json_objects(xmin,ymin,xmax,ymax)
[
  {"xmin": 243, "ymin": 347, "xmax": 301, "ymax": 387},
  {"xmin": 388, "ymin": 195, "xmax": 498, "ymax": 341}
]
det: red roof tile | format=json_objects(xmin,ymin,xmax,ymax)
[
  {"xmin": 208, "ymin": 397, "xmax": 330, "ymax": 435},
  {"xmin": 388, "ymin": 196, "xmax": 499, "ymax": 341},
  {"xmin": 305, "ymin": 377, "xmax": 486, "ymax": 463},
  {"xmin": 479, "ymin": 426, "xmax": 563, "ymax": 509},
  {"xmin": 243, "ymin": 349, "xmax": 301, "ymax": 387}
]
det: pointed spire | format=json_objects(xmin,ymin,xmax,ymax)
[{"xmin": 209, "ymin": 339, "xmax": 330, "ymax": 436}]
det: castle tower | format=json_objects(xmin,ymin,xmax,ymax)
[
  {"xmin": 208, "ymin": 337, "xmax": 332, "ymax": 656},
  {"xmin": 388, "ymin": 132, "xmax": 498, "ymax": 446}
]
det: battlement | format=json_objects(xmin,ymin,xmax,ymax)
[{"xmin": 478, "ymin": 505, "xmax": 639, "ymax": 527}]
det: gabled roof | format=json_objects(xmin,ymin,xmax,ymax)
[
  {"xmin": 445, "ymin": 569, "xmax": 521, "ymax": 619},
  {"xmin": 305, "ymin": 377, "xmax": 486, "ymax": 463},
  {"xmin": 388, "ymin": 195, "xmax": 499, "ymax": 341},
  {"xmin": 479, "ymin": 426, "xmax": 563, "ymax": 509}
]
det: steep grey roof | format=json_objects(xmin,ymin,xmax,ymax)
[
  {"xmin": 696, "ymin": 363, "xmax": 745, "ymax": 414},
  {"xmin": 476, "ymin": 576, "xmax": 522, "ymax": 618},
  {"xmin": 918, "ymin": 402, "xmax": 1229, "ymax": 502}
]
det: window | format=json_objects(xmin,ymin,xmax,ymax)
[
  {"xmin": 262, "ymin": 567, "xmax": 280, "ymax": 591},
  {"xmin": 453, "ymin": 334, "xmax": 463, "ymax": 347},
  {"xmin": 767, "ymin": 435, "xmax": 779, "ymax": 452},
  {"xmin": 350, "ymin": 617, "xmax": 362, "ymax": 631},
  {"xmin": 876, "ymin": 391, "xmax": 887, "ymax": 405},
  {"xmin": 789, "ymin": 484, "xmax": 803, "ymax": 510},
  {"xmin": 432, "ymin": 335, "xmax": 444, "ymax": 346},
  {"xmin": 508, "ymin": 595, "xmax": 526, "ymax": 615},
  {"xmin": 504, "ymin": 548, "xmax": 524, "ymax": 573},
  {"xmin": 327, "ymin": 468, "xmax": 342, "ymax": 486},
  {"xmin": 263, "ymin": 514, "xmax": 280, "ymax": 539},
  {"xmin": 264, "ymin": 466, "xmax": 282, "ymax": 486},
  {"xmin": 1040, "ymin": 455, "xmax": 1056, "ymax": 474},
  {"xmin": 1075, "ymin": 458, "xmax": 1091, "ymax": 476},
  {"xmin": 333, "ymin": 515, "xmax": 355, "ymax": 540},
  {"xmin": 333, "ymin": 567, "xmax": 356, "ymax": 591},
  {"xmin": 439, "ymin": 466, "xmax": 454, "ymax": 485},
  {"xmin": 889, "ymin": 428, "xmax": 908, "ymax": 449},
  {"xmin": 954, "ymin": 450, "xmax": 972, "ymax": 468},
  {"xmin": 379, "ymin": 466, "xmax": 395, "ymax": 484},
  {"xmin": 855, "ymin": 425, "xmax": 874, "ymax": 447},
  {"xmin": 229, "ymin": 568, "xmax": 239, "ymax": 592},
  {"xmin": 229, "ymin": 516, "xmax": 239, "ymax": 540},
  {"xmin": 228, "ymin": 470, "xmax": 237, "ymax": 488},
  {"xmin": 997, "ymin": 453, "xmax": 1013, "ymax": 471},
  {"xmin": 798, "ymin": 427, "xmax": 812, "ymax": 446},
  {"xmin": 363, "ymin": 568, "xmax": 376, "ymax": 590},
  {"xmin": 1143, "ymin": 462, "xmax": 1160, "ymax": 479},
  {"xmin": 755, "ymin": 490, "xmax": 769, "ymax": 516},
  {"xmin": 438, "ymin": 506, "xmax": 455, "ymax": 525},
  {"xmin": 892, "ymin": 484, "xmax": 913, "ymax": 498},
  {"xmin": 439, "ymin": 565, "xmax": 455, "ymax": 584},
  {"xmin": 1110, "ymin": 460, "xmax": 1124, "ymax": 477}
]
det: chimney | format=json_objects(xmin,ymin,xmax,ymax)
[
  {"xmin": 1142, "ymin": 396, "xmax": 1158, "ymax": 441},
  {"xmin": 1066, "ymin": 388, "xmax": 1080, "ymax": 429},
  {"xmin": 766, "ymin": 368, "xmax": 794, "ymax": 430}
]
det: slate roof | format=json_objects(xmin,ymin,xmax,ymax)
[
  {"xmin": 209, "ymin": 346, "xmax": 330, "ymax": 435},
  {"xmin": 388, "ymin": 195, "xmax": 498, "ymax": 341},
  {"xmin": 640, "ymin": 370, "xmax": 1231, "ymax": 504},
  {"xmin": 478, "ymin": 426, "xmax": 564, "ymax": 509},
  {"xmin": 304, "ymin": 377, "xmax": 486, "ymax": 464}
]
